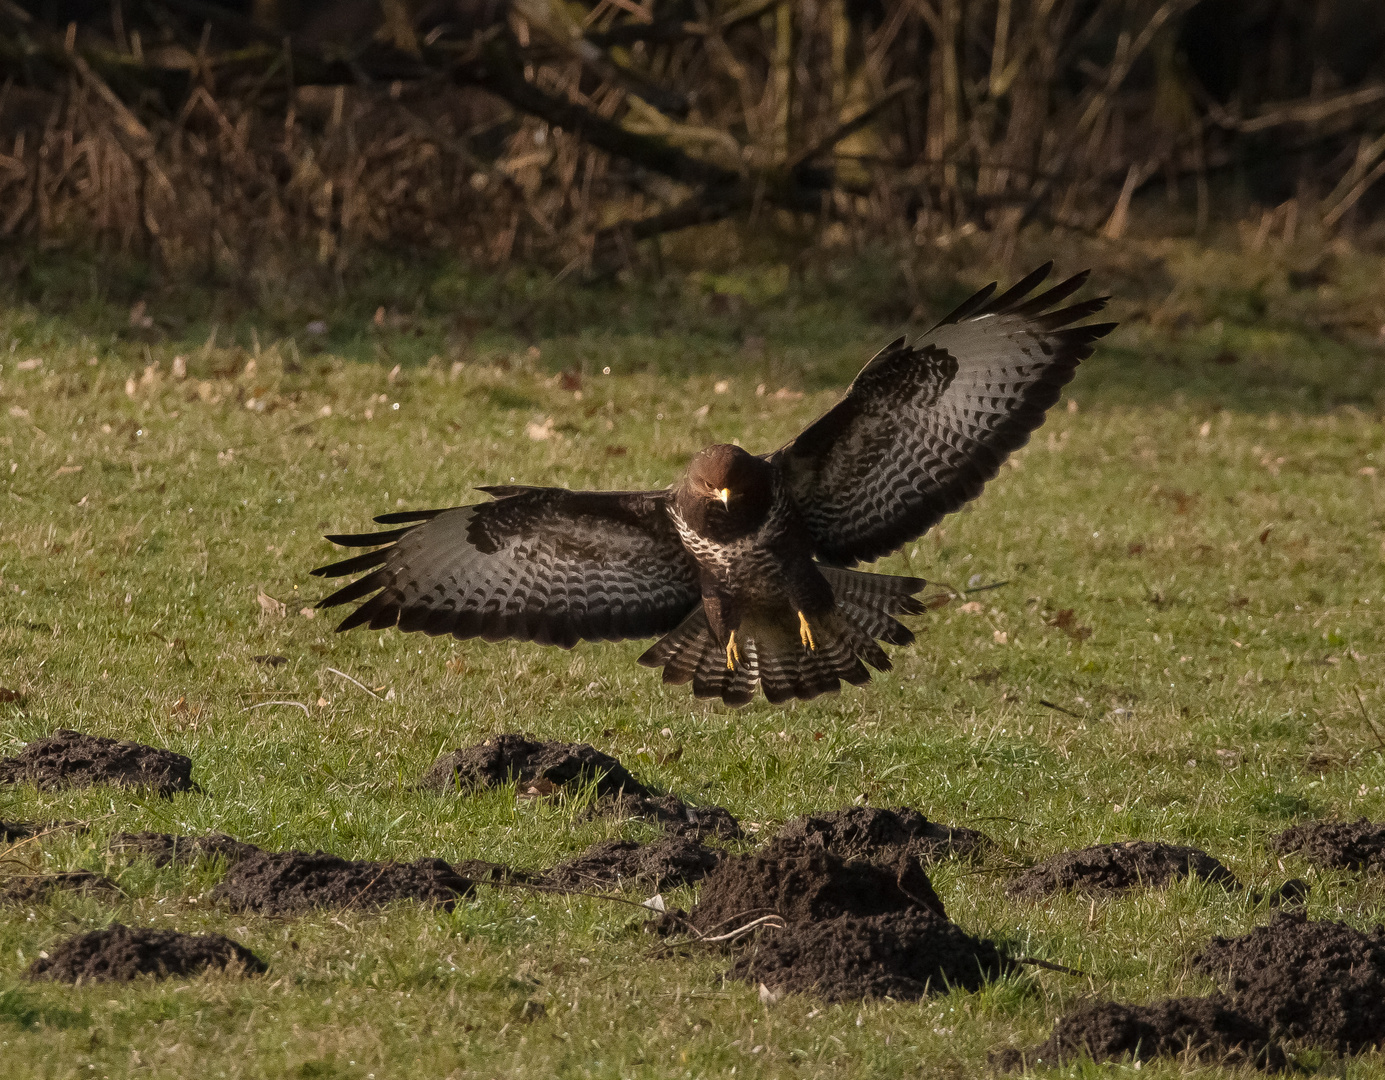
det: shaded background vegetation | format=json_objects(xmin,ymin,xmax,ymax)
[{"xmin": 2, "ymin": 0, "xmax": 1385, "ymax": 282}]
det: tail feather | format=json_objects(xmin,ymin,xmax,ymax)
[{"xmin": 637, "ymin": 567, "xmax": 922, "ymax": 706}]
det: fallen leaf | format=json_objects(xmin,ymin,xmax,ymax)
[
  {"xmin": 0, "ymin": 687, "xmax": 23, "ymax": 703},
  {"xmin": 525, "ymin": 417, "xmax": 555, "ymax": 441},
  {"xmin": 714, "ymin": 380, "xmax": 730, "ymax": 394},
  {"xmin": 559, "ymin": 370, "xmax": 581, "ymax": 391},
  {"xmin": 605, "ymin": 445, "xmax": 627, "ymax": 457},
  {"xmin": 993, "ymin": 630, "xmax": 1008, "ymax": 644},
  {"xmin": 958, "ymin": 601, "xmax": 985, "ymax": 614},
  {"xmin": 518, "ymin": 778, "xmax": 558, "ymax": 799},
  {"xmin": 54, "ymin": 465, "xmax": 82, "ymax": 476},
  {"xmin": 256, "ymin": 591, "xmax": 287, "ymax": 618},
  {"xmin": 1046, "ymin": 608, "xmax": 1093, "ymax": 641},
  {"xmin": 772, "ymin": 387, "xmax": 803, "ymax": 401},
  {"xmin": 299, "ymin": 607, "xmax": 316, "ymax": 618},
  {"xmin": 16, "ymin": 357, "xmax": 42, "ymax": 372}
]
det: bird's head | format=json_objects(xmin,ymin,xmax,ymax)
[{"xmin": 675, "ymin": 444, "xmax": 774, "ymax": 537}]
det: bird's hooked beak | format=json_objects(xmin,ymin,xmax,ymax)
[{"xmin": 717, "ymin": 487, "xmax": 731, "ymax": 508}]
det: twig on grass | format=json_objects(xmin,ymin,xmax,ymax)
[
  {"xmin": 327, "ymin": 667, "xmax": 384, "ymax": 700},
  {"xmin": 697, "ymin": 914, "xmax": 786, "ymax": 943},
  {"xmin": 1355, "ymin": 690, "xmax": 1385, "ymax": 753},
  {"xmin": 1012, "ymin": 955, "xmax": 1088, "ymax": 977},
  {"xmin": 1038, "ymin": 699, "xmax": 1083, "ymax": 719},
  {"xmin": 242, "ymin": 700, "xmax": 311, "ymax": 716}
]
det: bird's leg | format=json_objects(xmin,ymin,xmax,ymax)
[
  {"xmin": 725, "ymin": 630, "xmax": 741, "ymax": 670},
  {"xmin": 797, "ymin": 611, "xmax": 816, "ymax": 651}
]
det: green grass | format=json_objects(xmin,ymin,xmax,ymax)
[{"xmin": 2, "ymin": 231, "xmax": 1385, "ymax": 1078}]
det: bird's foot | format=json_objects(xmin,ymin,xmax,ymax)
[
  {"xmin": 798, "ymin": 611, "xmax": 816, "ymax": 651},
  {"xmin": 725, "ymin": 630, "xmax": 741, "ymax": 670}
]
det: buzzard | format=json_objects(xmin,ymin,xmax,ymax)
[{"xmin": 312, "ymin": 264, "xmax": 1114, "ymax": 705}]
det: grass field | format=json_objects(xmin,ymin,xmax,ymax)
[{"xmin": 2, "ymin": 233, "xmax": 1385, "ymax": 1078}]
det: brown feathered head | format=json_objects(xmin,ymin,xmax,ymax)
[{"xmin": 674, "ymin": 444, "xmax": 774, "ymax": 538}]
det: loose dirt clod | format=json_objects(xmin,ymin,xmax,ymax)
[
  {"xmin": 992, "ymin": 997, "xmax": 1288, "ymax": 1071},
  {"xmin": 770, "ymin": 806, "xmax": 990, "ymax": 863},
  {"xmin": 591, "ymin": 792, "xmax": 742, "ymax": 840},
  {"xmin": 211, "ymin": 851, "xmax": 474, "ymax": 914},
  {"xmin": 542, "ymin": 836, "xmax": 720, "ymax": 891},
  {"xmin": 688, "ymin": 846, "xmax": 946, "ymax": 932},
  {"xmin": 1194, "ymin": 912, "xmax": 1385, "ymax": 1052},
  {"xmin": 110, "ymin": 831, "xmax": 262, "ymax": 867},
  {"xmin": 1, "ymin": 820, "xmax": 39, "ymax": 841},
  {"xmin": 1272, "ymin": 818, "xmax": 1385, "ymax": 873},
  {"xmin": 29, "ymin": 923, "xmax": 265, "ymax": 982},
  {"xmin": 1006, "ymin": 841, "xmax": 1239, "ymax": 898},
  {"xmin": 0, "ymin": 729, "xmax": 196, "ymax": 796},
  {"xmin": 734, "ymin": 910, "xmax": 1010, "ymax": 1001},
  {"xmin": 422, "ymin": 733, "xmax": 650, "ymax": 799},
  {"xmin": 0, "ymin": 872, "xmax": 119, "ymax": 904}
]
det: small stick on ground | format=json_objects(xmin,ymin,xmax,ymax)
[{"xmin": 326, "ymin": 667, "xmax": 384, "ymax": 700}]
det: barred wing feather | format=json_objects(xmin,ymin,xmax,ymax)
[
  {"xmin": 770, "ymin": 263, "xmax": 1116, "ymax": 567},
  {"xmin": 311, "ymin": 488, "xmax": 700, "ymax": 648}
]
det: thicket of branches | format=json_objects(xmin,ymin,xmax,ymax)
[{"xmin": 2, "ymin": 0, "xmax": 1384, "ymax": 273}]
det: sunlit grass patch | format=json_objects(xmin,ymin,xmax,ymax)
[{"xmin": 2, "ymin": 239, "xmax": 1385, "ymax": 1077}]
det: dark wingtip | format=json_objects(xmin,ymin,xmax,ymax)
[{"xmin": 372, "ymin": 509, "xmax": 442, "ymax": 524}]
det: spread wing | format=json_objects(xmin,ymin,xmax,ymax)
[
  {"xmin": 769, "ymin": 263, "xmax": 1116, "ymax": 567},
  {"xmin": 311, "ymin": 488, "xmax": 700, "ymax": 648}
]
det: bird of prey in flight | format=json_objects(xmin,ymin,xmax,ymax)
[{"xmin": 312, "ymin": 264, "xmax": 1114, "ymax": 705}]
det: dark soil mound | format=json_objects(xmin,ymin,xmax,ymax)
[
  {"xmin": 689, "ymin": 847, "xmax": 945, "ymax": 932},
  {"xmin": 452, "ymin": 859, "xmax": 539, "ymax": 884},
  {"xmin": 1272, "ymin": 818, "xmax": 1385, "ymax": 873},
  {"xmin": 0, "ymin": 729, "xmax": 195, "ymax": 796},
  {"xmin": 734, "ymin": 910, "xmax": 1010, "ymax": 1001},
  {"xmin": 1007, "ymin": 841, "xmax": 1239, "ymax": 898},
  {"xmin": 423, "ymin": 733, "xmax": 650, "ymax": 799},
  {"xmin": 993, "ymin": 997, "xmax": 1288, "ymax": 1071},
  {"xmin": 591, "ymin": 792, "xmax": 742, "ymax": 840},
  {"xmin": 771, "ymin": 806, "xmax": 990, "ymax": 864},
  {"xmin": 542, "ymin": 836, "xmax": 720, "ymax": 891},
  {"xmin": 1194, "ymin": 912, "xmax": 1385, "ymax": 1052},
  {"xmin": 29, "ymin": 923, "xmax": 265, "ymax": 982},
  {"xmin": 0, "ymin": 872, "xmax": 119, "ymax": 904},
  {"xmin": 211, "ymin": 851, "xmax": 474, "ymax": 915},
  {"xmin": 110, "ymin": 831, "xmax": 262, "ymax": 867}
]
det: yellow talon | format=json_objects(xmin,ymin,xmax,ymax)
[
  {"xmin": 798, "ymin": 611, "xmax": 816, "ymax": 651},
  {"xmin": 725, "ymin": 630, "xmax": 741, "ymax": 670}
]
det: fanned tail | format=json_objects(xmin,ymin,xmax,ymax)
[{"xmin": 636, "ymin": 568, "xmax": 924, "ymax": 706}]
